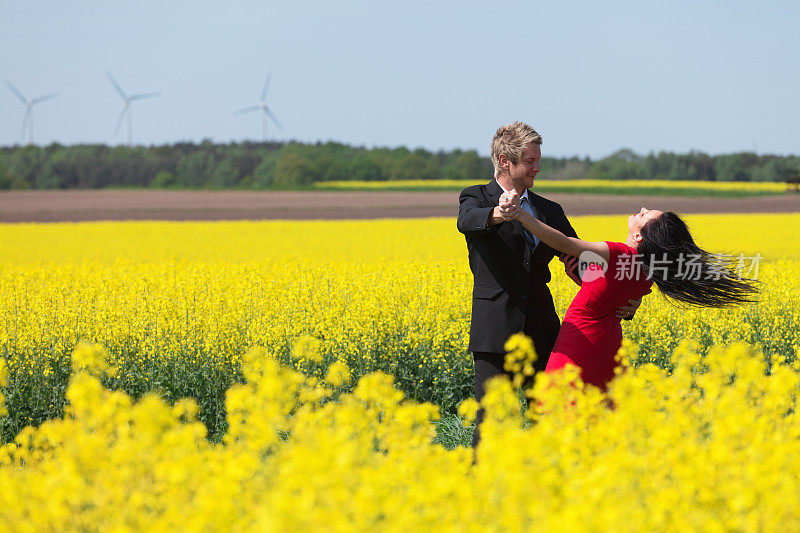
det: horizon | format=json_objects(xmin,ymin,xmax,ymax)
[{"xmin": 1, "ymin": 139, "xmax": 798, "ymax": 161}]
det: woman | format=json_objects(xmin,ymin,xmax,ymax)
[{"xmin": 498, "ymin": 192, "xmax": 759, "ymax": 390}]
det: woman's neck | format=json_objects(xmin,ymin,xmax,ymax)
[{"xmin": 625, "ymin": 235, "xmax": 639, "ymax": 249}]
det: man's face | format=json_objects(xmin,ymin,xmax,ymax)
[{"xmin": 507, "ymin": 143, "xmax": 541, "ymax": 190}]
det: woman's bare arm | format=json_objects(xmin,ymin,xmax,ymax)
[
  {"xmin": 516, "ymin": 209, "xmax": 610, "ymax": 262},
  {"xmin": 499, "ymin": 192, "xmax": 610, "ymax": 262},
  {"xmin": 500, "ymin": 192, "xmax": 642, "ymax": 318}
]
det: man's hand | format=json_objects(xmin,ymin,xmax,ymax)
[
  {"xmin": 559, "ymin": 253, "xmax": 582, "ymax": 286},
  {"xmin": 488, "ymin": 192, "xmax": 523, "ymax": 225},
  {"xmin": 500, "ymin": 191, "xmax": 521, "ymax": 208},
  {"xmin": 498, "ymin": 192, "xmax": 521, "ymax": 220},
  {"xmin": 615, "ymin": 298, "xmax": 642, "ymax": 320}
]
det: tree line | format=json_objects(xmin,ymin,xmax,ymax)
[{"xmin": 0, "ymin": 142, "xmax": 797, "ymax": 190}]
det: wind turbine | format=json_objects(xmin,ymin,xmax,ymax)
[
  {"xmin": 234, "ymin": 71, "xmax": 284, "ymax": 142},
  {"xmin": 106, "ymin": 71, "xmax": 160, "ymax": 146},
  {"xmin": 5, "ymin": 80, "xmax": 58, "ymax": 146}
]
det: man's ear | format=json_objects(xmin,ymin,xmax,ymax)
[{"xmin": 498, "ymin": 153, "xmax": 510, "ymax": 171}]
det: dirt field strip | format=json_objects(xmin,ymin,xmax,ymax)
[{"xmin": 0, "ymin": 190, "xmax": 798, "ymax": 223}]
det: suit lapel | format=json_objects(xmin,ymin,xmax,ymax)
[
  {"xmin": 486, "ymin": 179, "xmax": 502, "ymax": 203},
  {"xmin": 528, "ymin": 191, "xmax": 549, "ymax": 226},
  {"xmin": 529, "ymin": 191, "xmax": 557, "ymax": 259}
]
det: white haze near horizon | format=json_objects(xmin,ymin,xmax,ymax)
[{"xmin": 1, "ymin": 0, "xmax": 798, "ymax": 159}]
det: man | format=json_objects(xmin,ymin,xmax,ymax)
[{"xmin": 457, "ymin": 121, "xmax": 639, "ymax": 447}]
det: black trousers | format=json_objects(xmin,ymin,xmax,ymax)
[{"xmin": 471, "ymin": 300, "xmax": 560, "ymax": 448}]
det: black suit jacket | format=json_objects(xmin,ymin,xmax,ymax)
[{"xmin": 457, "ymin": 179, "xmax": 579, "ymax": 353}]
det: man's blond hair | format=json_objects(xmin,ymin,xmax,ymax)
[{"xmin": 490, "ymin": 122, "xmax": 543, "ymax": 178}]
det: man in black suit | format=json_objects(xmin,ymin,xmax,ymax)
[{"xmin": 457, "ymin": 121, "xmax": 639, "ymax": 447}]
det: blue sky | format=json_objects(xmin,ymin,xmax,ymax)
[{"xmin": 1, "ymin": 0, "xmax": 798, "ymax": 158}]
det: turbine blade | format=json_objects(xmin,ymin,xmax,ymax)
[
  {"xmin": 264, "ymin": 108, "xmax": 284, "ymax": 131},
  {"xmin": 32, "ymin": 92, "xmax": 59, "ymax": 104},
  {"xmin": 5, "ymin": 80, "xmax": 27, "ymax": 104},
  {"xmin": 233, "ymin": 105, "xmax": 260, "ymax": 116},
  {"xmin": 106, "ymin": 71, "xmax": 127, "ymax": 99},
  {"xmin": 129, "ymin": 92, "xmax": 160, "ymax": 101},
  {"xmin": 260, "ymin": 71, "xmax": 273, "ymax": 101},
  {"xmin": 115, "ymin": 106, "xmax": 127, "ymax": 134}
]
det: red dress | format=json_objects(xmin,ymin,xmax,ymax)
[{"xmin": 545, "ymin": 241, "xmax": 652, "ymax": 390}]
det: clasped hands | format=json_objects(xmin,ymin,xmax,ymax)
[
  {"xmin": 497, "ymin": 191, "xmax": 522, "ymax": 221},
  {"xmin": 496, "ymin": 190, "xmax": 641, "ymax": 318}
]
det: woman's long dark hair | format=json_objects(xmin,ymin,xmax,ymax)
[{"xmin": 637, "ymin": 212, "xmax": 760, "ymax": 307}]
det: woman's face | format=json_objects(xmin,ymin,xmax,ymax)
[{"xmin": 628, "ymin": 207, "xmax": 664, "ymax": 235}]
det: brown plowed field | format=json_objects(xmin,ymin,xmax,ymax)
[{"xmin": 1, "ymin": 190, "xmax": 798, "ymax": 223}]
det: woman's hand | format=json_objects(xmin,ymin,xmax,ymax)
[
  {"xmin": 498, "ymin": 192, "xmax": 521, "ymax": 220},
  {"xmin": 499, "ymin": 191, "xmax": 521, "ymax": 208}
]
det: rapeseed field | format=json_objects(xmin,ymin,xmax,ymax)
[{"xmin": 1, "ymin": 213, "xmax": 799, "ymax": 530}]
